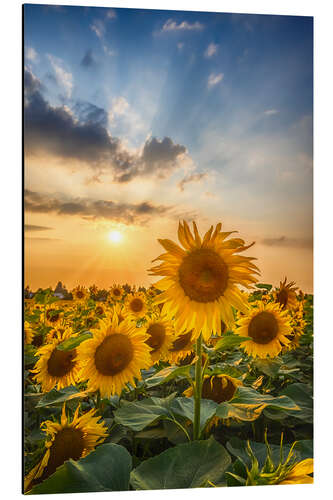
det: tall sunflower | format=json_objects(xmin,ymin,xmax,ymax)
[
  {"xmin": 144, "ymin": 314, "xmax": 174, "ymax": 363},
  {"xmin": 78, "ymin": 313, "xmax": 152, "ymax": 397},
  {"xmin": 273, "ymin": 277, "xmax": 298, "ymax": 310},
  {"xmin": 236, "ymin": 301, "xmax": 292, "ymax": 358},
  {"xmin": 124, "ymin": 292, "xmax": 147, "ymax": 319},
  {"xmin": 72, "ymin": 286, "xmax": 89, "ymax": 302},
  {"xmin": 108, "ymin": 284, "xmax": 123, "ymax": 302},
  {"xmin": 149, "ymin": 221, "xmax": 258, "ymax": 341},
  {"xmin": 24, "ymin": 404, "xmax": 108, "ymax": 492},
  {"xmin": 31, "ymin": 328, "xmax": 81, "ymax": 392},
  {"xmin": 167, "ymin": 329, "xmax": 196, "ymax": 364}
]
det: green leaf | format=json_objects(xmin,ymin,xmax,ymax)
[
  {"xmin": 170, "ymin": 397, "xmax": 218, "ymax": 432},
  {"xmin": 255, "ymin": 283, "xmax": 272, "ymax": 290},
  {"xmin": 57, "ymin": 331, "xmax": 92, "ymax": 351},
  {"xmin": 27, "ymin": 443, "xmax": 132, "ymax": 494},
  {"xmin": 36, "ymin": 385, "xmax": 90, "ymax": 408},
  {"xmin": 278, "ymin": 383, "xmax": 313, "ymax": 423},
  {"xmin": 253, "ymin": 358, "xmax": 282, "ymax": 377},
  {"xmin": 114, "ymin": 394, "xmax": 176, "ymax": 431},
  {"xmin": 145, "ymin": 364, "xmax": 193, "ymax": 388},
  {"xmin": 215, "ymin": 386, "xmax": 299, "ymax": 421},
  {"xmin": 130, "ymin": 437, "xmax": 231, "ymax": 490},
  {"xmin": 215, "ymin": 335, "xmax": 252, "ymax": 351}
]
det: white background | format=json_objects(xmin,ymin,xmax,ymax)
[{"xmin": 1, "ymin": 0, "xmax": 332, "ymax": 498}]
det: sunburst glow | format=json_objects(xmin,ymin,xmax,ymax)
[{"xmin": 108, "ymin": 230, "xmax": 123, "ymax": 244}]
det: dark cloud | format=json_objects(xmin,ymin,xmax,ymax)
[
  {"xmin": 178, "ymin": 172, "xmax": 208, "ymax": 192},
  {"xmin": 261, "ymin": 236, "xmax": 313, "ymax": 249},
  {"xmin": 80, "ymin": 49, "xmax": 97, "ymax": 68},
  {"xmin": 24, "ymin": 68, "xmax": 188, "ymax": 183},
  {"xmin": 24, "ymin": 224, "xmax": 53, "ymax": 232},
  {"xmin": 24, "ymin": 189, "xmax": 172, "ymax": 225}
]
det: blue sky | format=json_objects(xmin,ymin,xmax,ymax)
[{"xmin": 24, "ymin": 4, "xmax": 313, "ymax": 290}]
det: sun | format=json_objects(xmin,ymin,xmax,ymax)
[{"xmin": 108, "ymin": 230, "xmax": 123, "ymax": 243}]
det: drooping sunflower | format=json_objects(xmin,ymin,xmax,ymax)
[
  {"xmin": 273, "ymin": 277, "xmax": 298, "ymax": 310},
  {"xmin": 108, "ymin": 284, "xmax": 124, "ymax": 302},
  {"xmin": 236, "ymin": 301, "xmax": 292, "ymax": 358},
  {"xmin": 167, "ymin": 329, "xmax": 196, "ymax": 364},
  {"xmin": 78, "ymin": 313, "xmax": 152, "ymax": 397},
  {"xmin": 31, "ymin": 328, "xmax": 81, "ymax": 392},
  {"xmin": 144, "ymin": 314, "xmax": 174, "ymax": 363},
  {"xmin": 124, "ymin": 292, "xmax": 147, "ymax": 319},
  {"xmin": 184, "ymin": 374, "xmax": 242, "ymax": 403},
  {"xmin": 149, "ymin": 221, "xmax": 259, "ymax": 341},
  {"xmin": 24, "ymin": 321, "xmax": 34, "ymax": 344},
  {"xmin": 24, "ymin": 403, "xmax": 108, "ymax": 492},
  {"xmin": 72, "ymin": 285, "xmax": 89, "ymax": 302}
]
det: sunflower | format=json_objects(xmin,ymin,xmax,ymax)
[
  {"xmin": 72, "ymin": 285, "xmax": 89, "ymax": 302},
  {"xmin": 78, "ymin": 313, "xmax": 152, "ymax": 397},
  {"xmin": 24, "ymin": 321, "xmax": 34, "ymax": 344},
  {"xmin": 109, "ymin": 284, "xmax": 123, "ymax": 301},
  {"xmin": 45, "ymin": 305, "xmax": 62, "ymax": 327},
  {"xmin": 282, "ymin": 301, "xmax": 306, "ymax": 352},
  {"xmin": 273, "ymin": 277, "xmax": 298, "ymax": 310},
  {"xmin": 184, "ymin": 374, "xmax": 242, "ymax": 403},
  {"xmin": 124, "ymin": 292, "xmax": 147, "ymax": 319},
  {"xmin": 94, "ymin": 302, "xmax": 106, "ymax": 316},
  {"xmin": 278, "ymin": 458, "xmax": 313, "ymax": 484},
  {"xmin": 149, "ymin": 221, "xmax": 258, "ymax": 341},
  {"xmin": 236, "ymin": 301, "xmax": 292, "ymax": 358},
  {"xmin": 24, "ymin": 403, "xmax": 108, "ymax": 492},
  {"xmin": 167, "ymin": 329, "xmax": 196, "ymax": 364},
  {"xmin": 144, "ymin": 314, "xmax": 174, "ymax": 363},
  {"xmin": 31, "ymin": 328, "xmax": 81, "ymax": 392},
  {"xmin": 110, "ymin": 302, "xmax": 126, "ymax": 323}
]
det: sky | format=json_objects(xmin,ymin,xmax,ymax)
[{"xmin": 24, "ymin": 4, "xmax": 313, "ymax": 292}]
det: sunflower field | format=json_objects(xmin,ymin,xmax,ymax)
[{"xmin": 24, "ymin": 221, "xmax": 313, "ymax": 493}]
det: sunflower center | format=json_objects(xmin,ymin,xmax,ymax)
[
  {"xmin": 277, "ymin": 289, "xmax": 288, "ymax": 309},
  {"xmin": 94, "ymin": 333, "xmax": 134, "ymax": 375},
  {"xmin": 169, "ymin": 330, "xmax": 193, "ymax": 352},
  {"xmin": 95, "ymin": 306, "xmax": 104, "ymax": 315},
  {"xmin": 47, "ymin": 348, "xmax": 77, "ymax": 377},
  {"xmin": 248, "ymin": 311, "xmax": 279, "ymax": 344},
  {"xmin": 113, "ymin": 289, "xmax": 121, "ymax": 296},
  {"xmin": 76, "ymin": 291, "xmax": 84, "ymax": 299},
  {"xmin": 178, "ymin": 249, "xmax": 229, "ymax": 303},
  {"xmin": 32, "ymin": 333, "xmax": 44, "ymax": 347},
  {"xmin": 202, "ymin": 376, "xmax": 237, "ymax": 403},
  {"xmin": 146, "ymin": 323, "xmax": 166, "ymax": 352},
  {"xmin": 130, "ymin": 298, "xmax": 144, "ymax": 313},
  {"xmin": 42, "ymin": 428, "xmax": 84, "ymax": 480},
  {"xmin": 46, "ymin": 309, "xmax": 60, "ymax": 323}
]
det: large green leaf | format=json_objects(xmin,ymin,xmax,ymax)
[
  {"xmin": 215, "ymin": 335, "xmax": 251, "ymax": 351},
  {"xmin": 145, "ymin": 364, "xmax": 193, "ymax": 388},
  {"xmin": 215, "ymin": 386, "xmax": 299, "ymax": 422},
  {"xmin": 114, "ymin": 394, "xmax": 176, "ymax": 431},
  {"xmin": 36, "ymin": 385, "xmax": 90, "ymax": 408},
  {"xmin": 130, "ymin": 437, "xmax": 231, "ymax": 489},
  {"xmin": 279, "ymin": 383, "xmax": 313, "ymax": 422},
  {"xmin": 28, "ymin": 443, "xmax": 132, "ymax": 494},
  {"xmin": 57, "ymin": 331, "xmax": 92, "ymax": 351},
  {"xmin": 170, "ymin": 397, "xmax": 218, "ymax": 432}
]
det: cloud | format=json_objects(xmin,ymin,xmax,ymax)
[
  {"xmin": 90, "ymin": 19, "xmax": 105, "ymax": 39},
  {"xmin": 80, "ymin": 49, "xmax": 97, "ymax": 68},
  {"xmin": 161, "ymin": 19, "xmax": 204, "ymax": 32},
  {"xmin": 207, "ymin": 72, "xmax": 224, "ymax": 89},
  {"xmin": 178, "ymin": 172, "xmax": 208, "ymax": 192},
  {"xmin": 264, "ymin": 109, "xmax": 279, "ymax": 116},
  {"xmin": 24, "ymin": 189, "xmax": 172, "ymax": 226},
  {"xmin": 204, "ymin": 43, "xmax": 218, "ymax": 58},
  {"xmin": 24, "ymin": 224, "xmax": 53, "ymax": 232},
  {"xmin": 47, "ymin": 55, "xmax": 73, "ymax": 98},
  {"xmin": 261, "ymin": 236, "xmax": 313, "ymax": 249},
  {"xmin": 24, "ymin": 69, "xmax": 189, "ymax": 183},
  {"xmin": 106, "ymin": 9, "xmax": 117, "ymax": 19},
  {"xmin": 26, "ymin": 47, "xmax": 38, "ymax": 62}
]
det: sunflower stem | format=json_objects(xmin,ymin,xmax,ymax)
[{"xmin": 193, "ymin": 333, "xmax": 203, "ymax": 440}]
